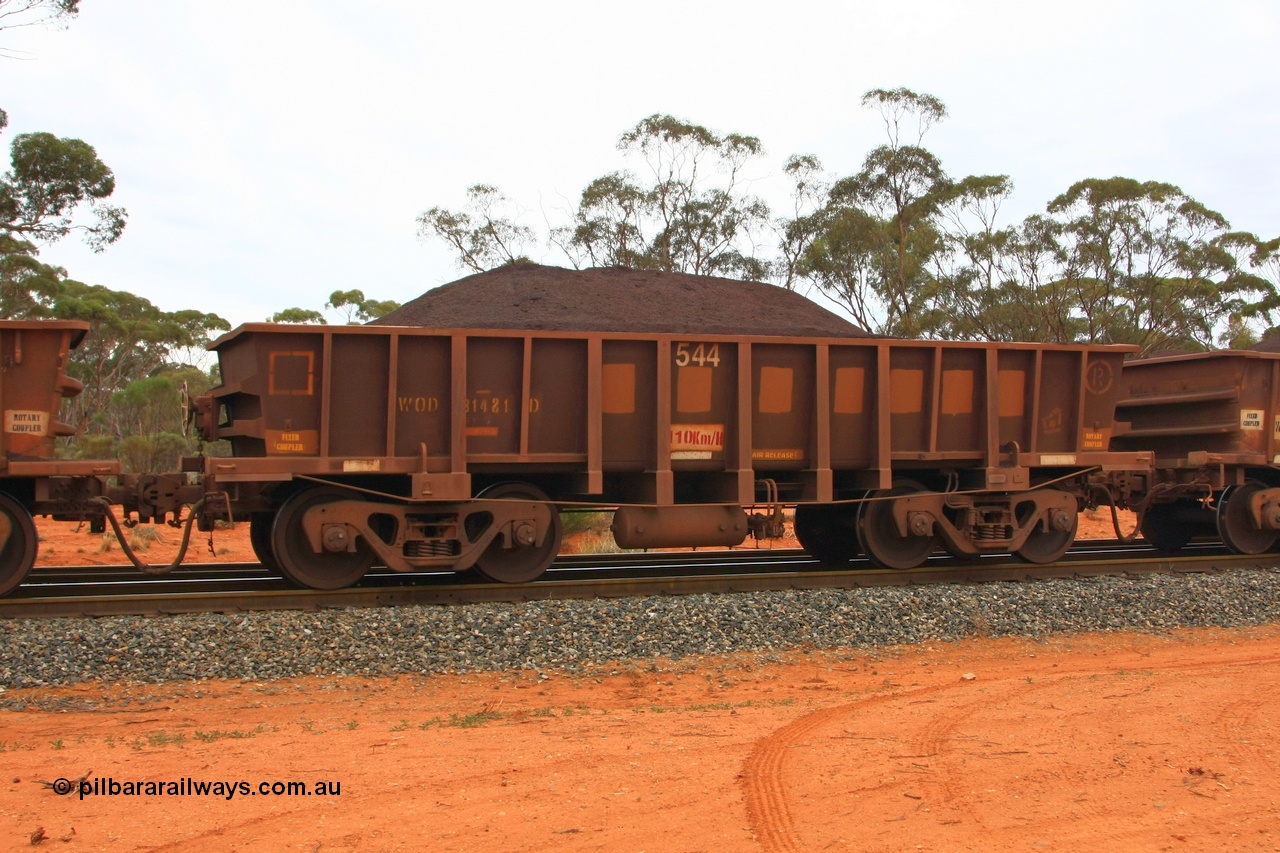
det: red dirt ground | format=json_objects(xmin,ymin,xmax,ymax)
[
  {"xmin": 3, "ymin": 628, "xmax": 1278, "ymax": 852},
  {"xmin": 15, "ymin": 509, "xmax": 1272, "ymax": 853}
]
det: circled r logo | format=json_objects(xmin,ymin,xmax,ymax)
[{"xmin": 1085, "ymin": 360, "xmax": 1114, "ymax": 395}]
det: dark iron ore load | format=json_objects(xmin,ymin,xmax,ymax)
[
  {"xmin": 371, "ymin": 263, "xmax": 873, "ymax": 338},
  {"xmin": 1253, "ymin": 330, "xmax": 1280, "ymax": 353}
]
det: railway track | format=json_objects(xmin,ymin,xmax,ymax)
[{"xmin": 5, "ymin": 541, "xmax": 1276, "ymax": 619}]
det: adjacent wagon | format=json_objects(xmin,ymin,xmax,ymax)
[
  {"xmin": 0, "ymin": 320, "xmax": 117, "ymax": 594},
  {"xmin": 1112, "ymin": 349, "xmax": 1280, "ymax": 554}
]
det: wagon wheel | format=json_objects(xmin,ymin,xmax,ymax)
[
  {"xmin": 1015, "ymin": 493, "xmax": 1078, "ymax": 564},
  {"xmin": 472, "ymin": 483, "xmax": 562, "ymax": 584},
  {"xmin": 856, "ymin": 481, "xmax": 936, "ymax": 570},
  {"xmin": 1139, "ymin": 502, "xmax": 1194, "ymax": 553},
  {"xmin": 271, "ymin": 487, "xmax": 374, "ymax": 589},
  {"xmin": 1216, "ymin": 483, "xmax": 1278, "ymax": 555},
  {"xmin": 793, "ymin": 503, "xmax": 861, "ymax": 563},
  {"xmin": 0, "ymin": 493, "xmax": 37, "ymax": 597},
  {"xmin": 248, "ymin": 512, "xmax": 283, "ymax": 575}
]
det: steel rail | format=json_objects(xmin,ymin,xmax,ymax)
[{"xmin": 3, "ymin": 542, "xmax": 1277, "ymax": 619}]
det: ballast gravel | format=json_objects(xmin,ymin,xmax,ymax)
[{"xmin": 3, "ymin": 569, "xmax": 1280, "ymax": 689}]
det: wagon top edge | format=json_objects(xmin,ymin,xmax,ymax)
[
  {"xmin": 0, "ymin": 319, "xmax": 91, "ymax": 347},
  {"xmin": 208, "ymin": 322, "xmax": 1141, "ymax": 356},
  {"xmin": 1125, "ymin": 348, "xmax": 1280, "ymax": 366}
]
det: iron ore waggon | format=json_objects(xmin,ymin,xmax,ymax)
[
  {"xmin": 1111, "ymin": 349, "xmax": 1280, "ymax": 554},
  {"xmin": 0, "ymin": 320, "xmax": 118, "ymax": 595},
  {"xmin": 185, "ymin": 323, "xmax": 1150, "ymax": 588}
]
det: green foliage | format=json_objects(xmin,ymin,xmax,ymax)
[
  {"xmin": 412, "ymin": 95, "xmax": 1277, "ymax": 352},
  {"xmin": 46, "ymin": 281, "xmax": 228, "ymax": 435},
  {"xmin": 418, "ymin": 116, "xmax": 773, "ymax": 281},
  {"xmin": 73, "ymin": 433, "xmax": 113, "ymax": 460},
  {"xmin": 559, "ymin": 510, "xmax": 613, "ymax": 536},
  {"xmin": 1219, "ymin": 315, "xmax": 1261, "ymax": 350},
  {"xmin": 1237, "ymin": 235, "xmax": 1280, "ymax": 340},
  {"xmin": 109, "ymin": 369, "xmax": 216, "ymax": 472},
  {"xmin": 860, "ymin": 87, "xmax": 948, "ymax": 146},
  {"xmin": 559, "ymin": 171, "xmax": 648, "ymax": 269},
  {"xmin": 270, "ymin": 307, "xmax": 327, "ymax": 324},
  {"xmin": 1, "ymin": 1, "xmax": 238, "ymax": 469},
  {"xmin": 801, "ymin": 207, "xmax": 899, "ymax": 331},
  {"xmin": 416, "ymin": 184, "xmax": 534, "ymax": 273},
  {"xmin": 0, "ymin": 232, "xmax": 62, "ymax": 316},
  {"xmin": 799, "ymin": 88, "xmax": 962, "ymax": 336},
  {"xmin": 271, "ymin": 292, "xmax": 400, "ymax": 326},
  {"xmin": 1044, "ymin": 177, "xmax": 1247, "ymax": 352},
  {"xmin": 788, "ymin": 91, "xmax": 1278, "ymax": 351},
  {"xmin": 192, "ymin": 728, "xmax": 256, "ymax": 743},
  {"xmin": 554, "ymin": 114, "xmax": 772, "ymax": 279},
  {"xmin": 1, "ymin": 107, "xmax": 129, "ymax": 316},
  {"xmin": 773, "ymin": 154, "xmax": 829, "ymax": 291},
  {"xmin": 325, "ymin": 289, "xmax": 400, "ymax": 323},
  {"xmin": 2, "ymin": 130, "xmax": 125, "ymax": 251},
  {"xmin": 65, "ymin": 367, "xmax": 214, "ymax": 472}
]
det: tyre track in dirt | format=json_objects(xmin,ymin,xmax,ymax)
[
  {"xmin": 740, "ymin": 648, "xmax": 1280, "ymax": 852},
  {"xmin": 907, "ymin": 679, "xmax": 1059, "ymax": 824},
  {"xmin": 1214, "ymin": 683, "xmax": 1280, "ymax": 767},
  {"xmin": 740, "ymin": 682, "xmax": 956, "ymax": 852}
]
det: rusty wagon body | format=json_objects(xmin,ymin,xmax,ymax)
[
  {"xmin": 1111, "ymin": 349, "xmax": 1280, "ymax": 554},
  {"xmin": 0, "ymin": 321, "xmax": 118, "ymax": 594},
  {"xmin": 186, "ymin": 323, "xmax": 1150, "ymax": 587}
]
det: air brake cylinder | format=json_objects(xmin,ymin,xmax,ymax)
[{"xmin": 611, "ymin": 505, "xmax": 749, "ymax": 550}]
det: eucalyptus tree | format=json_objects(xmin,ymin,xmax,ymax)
[
  {"xmin": 0, "ymin": 232, "xmax": 62, "ymax": 315},
  {"xmin": 0, "ymin": 110, "xmax": 128, "ymax": 317},
  {"xmin": 269, "ymin": 307, "xmax": 327, "ymax": 324},
  {"xmin": 800, "ymin": 206, "xmax": 912, "ymax": 332},
  {"xmin": 1046, "ymin": 177, "xmax": 1255, "ymax": 354},
  {"xmin": 326, "ymin": 289, "xmax": 399, "ymax": 323},
  {"xmin": 2, "ymin": 1, "xmax": 125, "ymax": 320},
  {"xmin": 269, "ymin": 291, "xmax": 400, "ymax": 327},
  {"xmin": 797, "ymin": 88, "xmax": 957, "ymax": 335},
  {"xmin": 1, "ymin": 128, "xmax": 125, "ymax": 251},
  {"xmin": 925, "ymin": 174, "xmax": 1039, "ymax": 341},
  {"xmin": 772, "ymin": 154, "xmax": 829, "ymax": 292},
  {"xmin": 47, "ymin": 281, "xmax": 228, "ymax": 436},
  {"xmin": 108, "ymin": 374, "xmax": 186, "ymax": 473},
  {"xmin": 558, "ymin": 171, "xmax": 649, "ymax": 269},
  {"xmin": 558, "ymin": 114, "xmax": 771, "ymax": 280},
  {"xmin": 1216, "ymin": 232, "xmax": 1279, "ymax": 346},
  {"xmin": 416, "ymin": 184, "xmax": 534, "ymax": 273},
  {"xmin": 853, "ymin": 89, "xmax": 949, "ymax": 263}
]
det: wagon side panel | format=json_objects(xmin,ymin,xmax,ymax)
[{"xmin": 0, "ymin": 322, "xmax": 87, "ymax": 466}]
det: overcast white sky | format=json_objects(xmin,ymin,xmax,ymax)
[{"xmin": 4, "ymin": 1, "xmax": 1278, "ymax": 328}]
